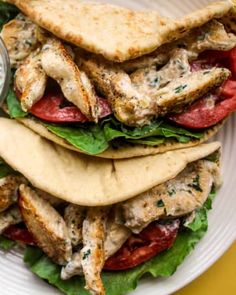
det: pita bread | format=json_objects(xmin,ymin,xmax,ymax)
[
  {"xmin": 7, "ymin": 0, "xmax": 233, "ymax": 62},
  {"xmin": 18, "ymin": 117, "xmax": 225, "ymax": 159},
  {"xmin": 0, "ymin": 118, "xmax": 220, "ymax": 206}
]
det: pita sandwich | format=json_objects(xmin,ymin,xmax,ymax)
[
  {"xmin": 1, "ymin": 1, "xmax": 235, "ymax": 159},
  {"xmin": 0, "ymin": 117, "xmax": 222, "ymax": 295}
]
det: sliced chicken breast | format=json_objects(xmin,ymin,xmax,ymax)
[
  {"xmin": 0, "ymin": 175, "xmax": 26, "ymax": 212},
  {"xmin": 15, "ymin": 50, "xmax": 47, "ymax": 111},
  {"xmin": 119, "ymin": 20, "xmax": 236, "ymax": 73},
  {"xmin": 104, "ymin": 217, "xmax": 131, "ymax": 259},
  {"xmin": 61, "ymin": 214, "xmax": 130, "ymax": 281},
  {"xmin": 1, "ymin": 14, "xmax": 39, "ymax": 68},
  {"xmin": 79, "ymin": 56, "xmax": 156, "ymax": 126},
  {"xmin": 18, "ymin": 185, "xmax": 72, "ymax": 265},
  {"xmin": 41, "ymin": 37, "xmax": 99, "ymax": 121},
  {"xmin": 155, "ymin": 67, "xmax": 230, "ymax": 114},
  {"xmin": 186, "ymin": 20, "xmax": 236, "ymax": 59},
  {"xmin": 121, "ymin": 160, "xmax": 220, "ymax": 233},
  {"xmin": 64, "ymin": 204, "xmax": 85, "ymax": 247},
  {"xmin": 0, "ymin": 205, "xmax": 22, "ymax": 234},
  {"xmin": 130, "ymin": 49, "xmax": 191, "ymax": 95},
  {"xmin": 81, "ymin": 207, "xmax": 108, "ymax": 295}
]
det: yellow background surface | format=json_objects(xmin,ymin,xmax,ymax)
[{"xmin": 174, "ymin": 242, "xmax": 236, "ymax": 295}]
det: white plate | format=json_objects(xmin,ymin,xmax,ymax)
[{"xmin": 1, "ymin": 1, "xmax": 236, "ymax": 295}]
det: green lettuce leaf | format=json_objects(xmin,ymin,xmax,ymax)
[
  {"xmin": 0, "ymin": 158, "xmax": 16, "ymax": 178},
  {"xmin": 24, "ymin": 192, "xmax": 215, "ymax": 295},
  {"xmin": 0, "ymin": 1, "xmax": 18, "ymax": 30},
  {"xmin": 6, "ymin": 87, "xmax": 28, "ymax": 118},
  {"xmin": 45, "ymin": 124, "xmax": 109, "ymax": 155},
  {"xmin": 186, "ymin": 189, "xmax": 216, "ymax": 232},
  {"xmin": 6, "ymin": 84, "xmax": 204, "ymax": 155},
  {"xmin": 45, "ymin": 119, "xmax": 203, "ymax": 155},
  {"xmin": 0, "ymin": 236, "xmax": 15, "ymax": 250}
]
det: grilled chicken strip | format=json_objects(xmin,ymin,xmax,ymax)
[
  {"xmin": 0, "ymin": 175, "xmax": 26, "ymax": 212},
  {"xmin": 130, "ymin": 49, "xmax": 191, "ymax": 95},
  {"xmin": 64, "ymin": 204, "xmax": 85, "ymax": 247},
  {"xmin": 15, "ymin": 50, "xmax": 47, "ymax": 111},
  {"xmin": 121, "ymin": 160, "xmax": 220, "ymax": 233},
  {"xmin": 81, "ymin": 207, "xmax": 108, "ymax": 295},
  {"xmin": 79, "ymin": 56, "xmax": 156, "ymax": 126},
  {"xmin": 104, "ymin": 218, "xmax": 131, "ymax": 259},
  {"xmin": 41, "ymin": 37, "xmax": 99, "ymax": 121},
  {"xmin": 0, "ymin": 205, "xmax": 22, "ymax": 234},
  {"xmin": 120, "ymin": 20, "xmax": 236, "ymax": 73},
  {"xmin": 18, "ymin": 185, "xmax": 72, "ymax": 265},
  {"xmin": 61, "ymin": 215, "xmax": 130, "ymax": 281},
  {"xmin": 155, "ymin": 67, "xmax": 230, "ymax": 114},
  {"xmin": 1, "ymin": 14, "xmax": 39, "ymax": 68}
]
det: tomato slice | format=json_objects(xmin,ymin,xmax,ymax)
[
  {"xmin": 168, "ymin": 94, "xmax": 236, "ymax": 129},
  {"xmin": 30, "ymin": 93, "xmax": 112, "ymax": 123},
  {"xmin": 104, "ymin": 220, "xmax": 179, "ymax": 271},
  {"xmin": 170, "ymin": 47, "xmax": 236, "ymax": 129},
  {"xmin": 4, "ymin": 225, "xmax": 35, "ymax": 246}
]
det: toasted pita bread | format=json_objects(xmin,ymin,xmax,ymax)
[
  {"xmin": 6, "ymin": 0, "xmax": 233, "ymax": 62},
  {"xmin": 18, "ymin": 117, "xmax": 225, "ymax": 159},
  {"xmin": 0, "ymin": 118, "xmax": 220, "ymax": 206}
]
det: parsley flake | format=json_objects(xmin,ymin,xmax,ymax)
[
  {"xmin": 188, "ymin": 175, "xmax": 203, "ymax": 192},
  {"xmin": 174, "ymin": 84, "xmax": 187, "ymax": 94},
  {"xmin": 167, "ymin": 188, "xmax": 176, "ymax": 197},
  {"xmin": 156, "ymin": 200, "xmax": 165, "ymax": 207},
  {"xmin": 82, "ymin": 249, "xmax": 91, "ymax": 260}
]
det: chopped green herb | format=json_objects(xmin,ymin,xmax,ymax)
[
  {"xmin": 188, "ymin": 175, "xmax": 203, "ymax": 192},
  {"xmin": 174, "ymin": 84, "xmax": 187, "ymax": 94},
  {"xmin": 167, "ymin": 188, "xmax": 176, "ymax": 197},
  {"xmin": 156, "ymin": 200, "xmax": 165, "ymax": 207},
  {"xmin": 203, "ymin": 71, "xmax": 211, "ymax": 75},
  {"xmin": 82, "ymin": 249, "xmax": 91, "ymax": 260}
]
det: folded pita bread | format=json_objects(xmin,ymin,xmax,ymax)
[
  {"xmin": 18, "ymin": 117, "xmax": 225, "ymax": 159},
  {"xmin": 6, "ymin": 0, "xmax": 233, "ymax": 62},
  {"xmin": 0, "ymin": 118, "xmax": 220, "ymax": 206}
]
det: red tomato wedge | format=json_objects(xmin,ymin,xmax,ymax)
[
  {"xmin": 4, "ymin": 225, "xmax": 35, "ymax": 246},
  {"xmin": 30, "ymin": 93, "xmax": 112, "ymax": 123},
  {"xmin": 169, "ymin": 47, "xmax": 236, "ymax": 129},
  {"xmin": 104, "ymin": 220, "xmax": 179, "ymax": 271}
]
